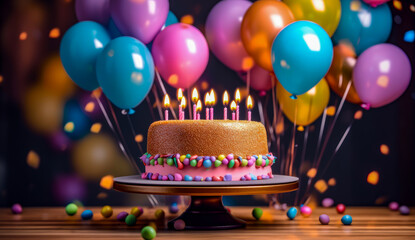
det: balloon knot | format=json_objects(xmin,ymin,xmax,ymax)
[
  {"xmin": 121, "ymin": 108, "xmax": 135, "ymax": 115},
  {"xmin": 290, "ymin": 95, "xmax": 297, "ymax": 100},
  {"xmin": 259, "ymin": 91, "xmax": 267, "ymax": 97},
  {"xmin": 361, "ymin": 103, "xmax": 370, "ymax": 110}
]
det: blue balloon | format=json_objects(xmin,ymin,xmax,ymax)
[
  {"xmin": 60, "ymin": 21, "xmax": 110, "ymax": 91},
  {"xmin": 271, "ymin": 21, "xmax": 333, "ymax": 97},
  {"xmin": 62, "ymin": 99, "xmax": 92, "ymax": 140},
  {"xmin": 96, "ymin": 36, "xmax": 155, "ymax": 109},
  {"xmin": 332, "ymin": 0, "xmax": 392, "ymax": 55}
]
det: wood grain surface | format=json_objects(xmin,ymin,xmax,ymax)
[{"xmin": 0, "ymin": 207, "xmax": 414, "ymax": 239}]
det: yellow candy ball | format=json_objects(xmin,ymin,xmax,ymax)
[{"xmin": 101, "ymin": 205, "xmax": 113, "ymax": 218}]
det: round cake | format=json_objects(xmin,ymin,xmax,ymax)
[{"xmin": 139, "ymin": 120, "xmax": 276, "ymax": 181}]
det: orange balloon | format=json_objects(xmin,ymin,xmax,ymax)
[
  {"xmin": 326, "ymin": 44, "xmax": 362, "ymax": 104},
  {"xmin": 241, "ymin": 1, "xmax": 295, "ymax": 71}
]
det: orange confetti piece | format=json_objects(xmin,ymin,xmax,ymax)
[
  {"xmin": 326, "ymin": 106, "xmax": 336, "ymax": 116},
  {"xmin": 49, "ymin": 28, "xmax": 60, "ymax": 38},
  {"xmin": 380, "ymin": 144, "xmax": 389, "ymax": 155},
  {"xmin": 307, "ymin": 168, "xmax": 317, "ymax": 178},
  {"xmin": 297, "ymin": 126, "xmax": 304, "ymax": 132},
  {"xmin": 180, "ymin": 15, "xmax": 194, "ymax": 25},
  {"xmin": 90, "ymin": 123, "xmax": 102, "ymax": 133},
  {"xmin": 314, "ymin": 179, "xmax": 328, "ymax": 193},
  {"xmin": 393, "ymin": 0, "xmax": 402, "ymax": 10},
  {"xmin": 354, "ymin": 110, "xmax": 363, "ymax": 120},
  {"xmin": 91, "ymin": 88, "xmax": 102, "ymax": 98},
  {"xmin": 135, "ymin": 134, "xmax": 143, "ymax": 143},
  {"xmin": 64, "ymin": 122, "xmax": 74, "ymax": 132},
  {"xmin": 27, "ymin": 150, "xmax": 40, "ymax": 169},
  {"xmin": 84, "ymin": 102, "xmax": 95, "ymax": 112},
  {"xmin": 328, "ymin": 178, "xmax": 336, "ymax": 186},
  {"xmin": 19, "ymin": 32, "xmax": 27, "ymax": 40},
  {"xmin": 367, "ymin": 171, "xmax": 379, "ymax": 185},
  {"xmin": 241, "ymin": 57, "xmax": 254, "ymax": 71},
  {"xmin": 276, "ymin": 121, "xmax": 284, "ymax": 134},
  {"xmin": 200, "ymin": 81, "xmax": 209, "ymax": 91},
  {"xmin": 100, "ymin": 175, "xmax": 114, "ymax": 189}
]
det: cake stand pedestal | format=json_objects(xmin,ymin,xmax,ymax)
[{"xmin": 113, "ymin": 175, "xmax": 298, "ymax": 230}]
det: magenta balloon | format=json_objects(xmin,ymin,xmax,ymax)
[
  {"xmin": 205, "ymin": 0, "xmax": 252, "ymax": 71},
  {"xmin": 152, "ymin": 23, "xmax": 209, "ymax": 89},
  {"xmin": 362, "ymin": 0, "xmax": 390, "ymax": 7},
  {"xmin": 240, "ymin": 65, "xmax": 274, "ymax": 91},
  {"xmin": 353, "ymin": 44, "xmax": 412, "ymax": 108},
  {"xmin": 75, "ymin": 0, "xmax": 110, "ymax": 25},
  {"xmin": 110, "ymin": 0, "xmax": 169, "ymax": 44}
]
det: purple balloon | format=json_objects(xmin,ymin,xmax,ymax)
[
  {"xmin": 110, "ymin": 0, "xmax": 169, "ymax": 44},
  {"xmin": 239, "ymin": 64, "xmax": 274, "ymax": 91},
  {"xmin": 75, "ymin": 0, "xmax": 110, "ymax": 25},
  {"xmin": 353, "ymin": 44, "xmax": 411, "ymax": 108},
  {"xmin": 205, "ymin": 0, "xmax": 252, "ymax": 71},
  {"xmin": 53, "ymin": 175, "xmax": 86, "ymax": 204}
]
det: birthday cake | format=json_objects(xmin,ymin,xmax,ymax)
[{"xmin": 139, "ymin": 120, "xmax": 276, "ymax": 181}]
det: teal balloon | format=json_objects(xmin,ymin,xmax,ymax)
[
  {"xmin": 96, "ymin": 36, "xmax": 154, "ymax": 109},
  {"xmin": 60, "ymin": 21, "xmax": 110, "ymax": 91},
  {"xmin": 332, "ymin": 0, "xmax": 392, "ymax": 55},
  {"xmin": 271, "ymin": 21, "xmax": 333, "ymax": 96},
  {"xmin": 63, "ymin": 99, "xmax": 92, "ymax": 140}
]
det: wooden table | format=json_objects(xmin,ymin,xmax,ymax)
[{"xmin": 0, "ymin": 207, "xmax": 414, "ymax": 239}]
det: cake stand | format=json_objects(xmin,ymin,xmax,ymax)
[{"xmin": 114, "ymin": 174, "xmax": 298, "ymax": 230}]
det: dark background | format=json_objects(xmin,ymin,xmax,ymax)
[{"xmin": 0, "ymin": 0, "xmax": 414, "ymax": 207}]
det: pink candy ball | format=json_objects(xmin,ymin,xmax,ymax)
[
  {"xmin": 300, "ymin": 206, "xmax": 312, "ymax": 217},
  {"xmin": 389, "ymin": 202, "xmax": 399, "ymax": 211},
  {"xmin": 174, "ymin": 219, "xmax": 186, "ymax": 230}
]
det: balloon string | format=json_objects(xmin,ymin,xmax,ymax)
[
  {"xmin": 271, "ymin": 75, "xmax": 278, "ymax": 141},
  {"xmin": 294, "ymin": 126, "xmax": 309, "ymax": 205},
  {"xmin": 187, "ymin": 89, "xmax": 192, "ymax": 119},
  {"xmin": 289, "ymin": 100, "xmax": 298, "ymax": 176},
  {"xmin": 145, "ymin": 96, "xmax": 156, "ymax": 121},
  {"xmin": 155, "ymin": 70, "xmax": 177, "ymax": 120},
  {"xmin": 313, "ymin": 108, "xmax": 327, "ymax": 167},
  {"xmin": 257, "ymin": 98, "xmax": 265, "ymax": 126},
  {"xmin": 151, "ymin": 85, "xmax": 163, "ymax": 120}
]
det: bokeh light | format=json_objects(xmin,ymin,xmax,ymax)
[
  {"xmin": 26, "ymin": 150, "xmax": 40, "ymax": 169},
  {"xmin": 314, "ymin": 179, "xmax": 328, "ymax": 193},
  {"xmin": 380, "ymin": 144, "xmax": 390, "ymax": 155},
  {"xmin": 100, "ymin": 175, "xmax": 114, "ymax": 190},
  {"xmin": 367, "ymin": 171, "xmax": 379, "ymax": 185},
  {"xmin": 180, "ymin": 15, "xmax": 194, "ymax": 25}
]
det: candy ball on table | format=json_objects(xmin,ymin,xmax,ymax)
[
  {"xmin": 252, "ymin": 208, "xmax": 263, "ymax": 220},
  {"xmin": 65, "ymin": 203, "xmax": 78, "ymax": 216},
  {"xmin": 130, "ymin": 206, "xmax": 143, "ymax": 217},
  {"xmin": 11, "ymin": 203, "xmax": 23, "ymax": 214},
  {"xmin": 389, "ymin": 202, "xmax": 399, "ymax": 211},
  {"xmin": 341, "ymin": 215, "xmax": 352, "ymax": 225},
  {"xmin": 336, "ymin": 204, "xmax": 346, "ymax": 214},
  {"xmin": 169, "ymin": 203, "xmax": 179, "ymax": 214},
  {"xmin": 319, "ymin": 214, "xmax": 330, "ymax": 225},
  {"xmin": 81, "ymin": 210, "xmax": 93, "ymax": 220},
  {"xmin": 101, "ymin": 205, "xmax": 113, "ymax": 218},
  {"xmin": 141, "ymin": 226, "xmax": 157, "ymax": 240},
  {"xmin": 300, "ymin": 205, "xmax": 312, "ymax": 217},
  {"xmin": 174, "ymin": 219, "xmax": 186, "ymax": 230},
  {"xmin": 399, "ymin": 206, "xmax": 410, "ymax": 215},
  {"xmin": 322, "ymin": 198, "xmax": 334, "ymax": 208},
  {"xmin": 117, "ymin": 211, "xmax": 128, "ymax": 221},
  {"xmin": 287, "ymin": 207, "xmax": 298, "ymax": 220},
  {"xmin": 154, "ymin": 209, "xmax": 165, "ymax": 220},
  {"xmin": 125, "ymin": 214, "xmax": 137, "ymax": 226}
]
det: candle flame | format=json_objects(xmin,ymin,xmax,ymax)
[
  {"xmin": 223, "ymin": 91, "xmax": 229, "ymax": 106},
  {"xmin": 196, "ymin": 99, "xmax": 202, "ymax": 112},
  {"xmin": 164, "ymin": 94, "xmax": 170, "ymax": 108},
  {"xmin": 192, "ymin": 88, "xmax": 199, "ymax": 103},
  {"xmin": 247, "ymin": 95, "xmax": 253, "ymax": 110},
  {"xmin": 235, "ymin": 89, "xmax": 241, "ymax": 103},
  {"xmin": 177, "ymin": 88, "xmax": 183, "ymax": 101},
  {"xmin": 210, "ymin": 89, "xmax": 216, "ymax": 106},
  {"xmin": 230, "ymin": 100, "xmax": 237, "ymax": 111},
  {"xmin": 180, "ymin": 96, "xmax": 187, "ymax": 109},
  {"xmin": 204, "ymin": 92, "xmax": 210, "ymax": 106}
]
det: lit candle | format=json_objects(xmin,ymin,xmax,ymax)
[
  {"xmin": 177, "ymin": 88, "xmax": 183, "ymax": 120},
  {"xmin": 192, "ymin": 88, "xmax": 199, "ymax": 120},
  {"xmin": 210, "ymin": 89, "xmax": 216, "ymax": 120},
  {"xmin": 164, "ymin": 94, "xmax": 170, "ymax": 121},
  {"xmin": 230, "ymin": 100, "xmax": 236, "ymax": 121},
  {"xmin": 180, "ymin": 97, "xmax": 187, "ymax": 120},
  {"xmin": 223, "ymin": 91, "xmax": 229, "ymax": 120},
  {"xmin": 196, "ymin": 100, "xmax": 202, "ymax": 120},
  {"xmin": 204, "ymin": 92, "xmax": 210, "ymax": 120},
  {"xmin": 235, "ymin": 89, "xmax": 241, "ymax": 121},
  {"xmin": 247, "ymin": 95, "xmax": 253, "ymax": 121}
]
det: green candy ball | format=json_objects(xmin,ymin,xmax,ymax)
[
  {"xmin": 141, "ymin": 226, "xmax": 157, "ymax": 240},
  {"xmin": 214, "ymin": 160, "xmax": 222, "ymax": 167},
  {"xmin": 125, "ymin": 214, "xmax": 137, "ymax": 226},
  {"xmin": 65, "ymin": 203, "xmax": 78, "ymax": 216},
  {"xmin": 190, "ymin": 159, "xmax": 197, "ymax": 167},
  {"xmin": 241, "ymin": 159, "xmax": 248, "ymax": 167},
  {"xmin": 255, "ymin": 158, "xmax": 262, "ymax": 166},
  {"xmin": 166, "ymin": 158, "xmax": 173, "ymax": 166},
  {"xmin": 252, "ymin": 208, "xmax": 263, "ymax": 220},
  {"xmin": 228, "ymin": 159, "xmax": 235, "ymax": 168}
]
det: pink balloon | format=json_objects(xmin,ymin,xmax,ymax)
[
  {"xmin": 75, "ymin": 0, "xmax": 110, "ymax": 25},
  {"xmin": 152, "ymin": 23, "xmax": 209, "ymax": 89},
  {"xmin": 362, "ymin": 0, "xmax": 390, "ymax": 7},
  {"xmin": 353, "ymin": 44, "xmax": 412, "ymax": 108},
  {"xmin": 205, "ymin": 0, "xmax": 252, "ymax": 71},
  {"xmin": 239, "ymin": 65, "xmax": 274, "ymax": 91},
  {"xmin": 110, "ymin": 0, "xmax": 169, "ymax": 44}
]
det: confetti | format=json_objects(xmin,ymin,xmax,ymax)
[
  {"xmin": 404, "ymin": 30, "xmax": 414, "ymax": 43},
  {"xmin": 84, "ymin": 102, "xmax": 95, "ymax": 112},
  {"xmin": 180, "ymin": 15, "xmax": 194, "ymax": 25},
  {"xmin": 27, "ymin": 150, "xmax": 40, "ymax": 169},
  {"xmin": 135, "ymin": 134, "xmax": 143, "ymax": 143},
  {"xmin": 297, "ymin": 126, "xmax": 304, "ymax": 132},
  {"xmin": 393, "ymin": 0, "xmax": 402, "ymax": 10},
  {"xmin": 167, "ymin": 74, "xmax": 178, "ymax": 85},
  {"xmin": 64, "ymin": 122, "xmax": 75, "ymax": 132},
  {"xmin": 380, "ymin": 144, "xmax": 389, "ymax": 155},
  {"xmin": 90, "ymin": 123, "xmax": 102, "ymax": 133},
  {"xmin": 100, "ymin": 175, "xmax": 114, "ymax": 189},
  {"xmin": 354, "ymin": 110, "xmax": 363, "ymax": 120},
  {"xmin": 326, "ymin": 106, "xmax": 336, "ymax": 116},
  {"xmin": 307, "ymin": 168, "xmax": 317, "ymax": 178},
  {"xmin": 49, "ymin": 28, "xmax": 60, "ymax": 38},
  {"xmin": 314, "ymin": 179, "xmax": 328, "ymax": 193},
  {"xmin": 367, "ymin": 171, "xmax": 379, "ymax": 185},
  {"xmin": 91, "ymin": 88, "xmax": 102, "ymax": 98},
  {"xmin": 200, "ymin": 81, "xmax": 209, "ymax": 91},
  {"xmin": 328, "ymin": 178, "xmax": 336, "ymax": 186},
  {"xmin": 19, "ymin": 32, "xmax": 27, "ymax": 40}
]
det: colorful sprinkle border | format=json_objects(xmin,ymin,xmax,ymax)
[{"xmin": 141, "ymin": 172, "xmax": 274, "ymax": 182}]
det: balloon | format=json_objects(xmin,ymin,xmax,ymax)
[
  {"xmin": 326, "ymin": 44, "xmax": 362, "ymax": 104},
  {"xmin": 107, "ymin": 18, "xmax": 122, "ymax": 39},
  {"xmin": 332, "ymin": 0, "xmax": 392, "ymax": 55},
  {"xmin": 53, "ymin": 174, "xmax": 86, "ymax": 203},
  {"xmin": 277, "ymin": 79, "xmax": 330, "ymax": 126},
  {"xmin": 110, "ymin": 0, "xmax": 169, "ymax": 44},
  {"xmin": 72, "ymin": 134, "xmax": 119, "ymax": 180},
  {"xmin": 96, "ymin": 36, "xmax": 154, "ymax": 109},
  {"xmin": 206, "ymin": 0, "xmax": 252, "ymax": 71},
  {"xmin": 353, "ymin": 44, "xmax": 412, "ymax": 108},
  {"xmin": 60, "ymin": 21, "xmax": 110, "ymax": 91},
  {"xmin": 62, "ymin": 99, "xmax": 92, "ymax": 140},
  {"xmin": 362, "ymin": 0, "xmax": 390, "ymax": 7},
  {"xmin": 271, "ymin": 21, "xmax": 333, "ymax": 97},
  {"xmin": 146, "ymin": 11, "xmax": 179, "ymax": 51},
  {"xmin": 241, "ymin": 1, "xmax": 295, "ymax": 71},
  {"xmin": 284, "ymin": 0, "xmax": 341, "ymax": 36},
  {"xmin": 239, "ymin": 65, "xmax": 274, "ymax": 92},
  {"xmin": 75, "ymin": 0, "xmax": 110, "ymax": 25},
  {"xmin": 152, "ymin": 23, "xmax": 209, "ymax": 89}
]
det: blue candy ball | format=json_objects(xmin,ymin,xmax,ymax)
[
  {"xmin": 203, "ymin": 160, "xmax": 212, "ymax": 168},
  {"xmin": 287, "ymin": 207, "xmax": 298, "ymax": 220},
  {"xmin": 184, "ymin": 175, "xmax": 193, "ymax": 181},
  {"xmin": 81, "ymin": 210, "xmax": 93, "ymax": 220},
  {"xmin": 341, "ymin": 215, "xmax": 352, "ymax": 225}
]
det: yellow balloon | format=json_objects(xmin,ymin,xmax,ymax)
[
  {"xmin": 277, "ymin": 79, "xmax": 330, "ymax": 126},
  {"xmin": 284, "ymin": 0, "xmax": 341, "ymax": 36}
]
